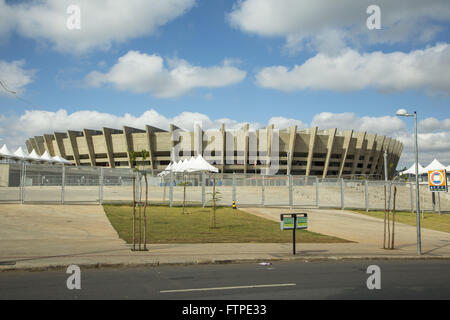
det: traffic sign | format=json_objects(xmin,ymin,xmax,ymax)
[{"xmin": 428, "ymin": 170, "xmax": 448, "ymax": 192}]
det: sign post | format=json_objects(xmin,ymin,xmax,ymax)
[{"xmin": 280, "ymin": 213, "xmax": 308, "ymax": 255}]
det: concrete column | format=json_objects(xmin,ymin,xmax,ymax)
[
  {"xmin": 338, "ymin": 130, "xmax": 353, "ymax": 178},
  {"xmin": 351, "ymin": 131, "xmax": 366, "ymax": 176},
  {"xmin": 54, "ymin": 132, "xmax": 68, "ymax": 158},
  {"xmin": 67, "ymin": 130, "xmax": 82, "ymax": 166},
  {"xmin": 34, "ymin": 136, "xmax": 46, "ymax": 155},
  {"xmin": 122, "ymin": 126, "xmax": 134, "ymax": 168},
  {"xmin": 145, "ymin": 125, "xmax": 156, "ymax": 175},
  {"xmin": 305, "ymin": 126, "xmax": 318, "ymax": 177},
  {"xmin": 361, "ymin": 134, "xmax": 377, "ymax": 176},
  {"xmin": 25, "ymin": 140, "xmax": 33, "ymax": 153},
  {"xmin": 340, "ymin": 178, "xmax": 345, "ymax": 210},
  {"xmin": 287, "ymin": 125, "xmax": 297, "ymax": 175},
  {"xmin": 83, "ymin": 129, "xmax": 97, "ymax": 166},
  {"xmin": 29, "ymin": 138, "xmax": 39, "ymax": 154},
  {"xmin": 102, "ymin": 128, "xmax": 115, "ymax": 168},
  {"xmin": 43, "ymin": 134, "xmax": 56, "ymax": 156},
  {"xmin": 369, "ymin": 136, "xmax": 386, "ymax": 176},
  {"xmin": 323, "ymin": 128, "xmax": 337, "ymax": 178}
]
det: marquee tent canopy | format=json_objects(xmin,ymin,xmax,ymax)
[
  {"xmin": 0, "ymin": 144, "xmax": 72, "ymax": 165},
  {"xmin": 400, "ymin": 163, "xmax": 427, "ymax": 175},
  {"xmin": 0, "ymin": 144, "xmax": 14, "ymax": 158},
  {"xmin": 424, "ymin": 158, "xmax": 446, "ymax": 171},
  {"xmin": 158, "ymin": 155, "xmax": 218, "ymax": 176}
]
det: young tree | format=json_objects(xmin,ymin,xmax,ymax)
[
  {"xmin": 129, "ymin": 150, "xmax": 150, "ymax": 251},
  {"xmin": 207, "ymin": 177, "xmax": 221, "ymax": 229},
  {"xmin": 129, "ymin": 151, "xmax": 137, "ymax": 251}
]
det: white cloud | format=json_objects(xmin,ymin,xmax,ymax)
[
  {"xmin": 0, "ymin": 60, "xmax": 35, "ymax": 96},
  {"xmin": 255, "ymin": 43, "xmax": 450, "ymax": 94},
  {"xmin": 0, "ymin": 0, "xmax": 196, "ymax": 54},
  {"xmin": 311, "ymin": 112, "xmax": 405, "ymax": 136},
  {"xmin": 86, "ymin": 51, "xmax": 247, "ymax": 98},
  {"xmin": 228, "ymin": 0, "xmax": 450, "ymax": 53},
  {"xmin": 268, "ymin": 116, "xmax": 308, "ymax": 130},
  {"xmin": 419, "ymin": 117, "xmax": 450, "ymax": 133}
]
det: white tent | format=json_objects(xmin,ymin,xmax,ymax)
[
  {"xmin": 28, "ymin": 149, "xmax": 42, "ymax": 161},
  {"xmin": 447, "ymin": 165, "xmax": 450, "ymax": 172},
  {"xmin": 40, "ymin": 150, "xmax": 55, "ymax": 162},
  {"xmin": 52, "ymin": 155, "xmax": 72, "ymax": 165},
  {"xmin": 424, "ymin": 158, "xmax": 446, "ymax": 171},
  {"xmin": 401, "ymin": 163, "xmax": 427, "ymax": 175},
  {"xmin": 158, "ymin": 156, "xmax": 219, "ymax": 176},
  {"xmin": 188, "ymin": 155, "xmax": 219, "ymax": 173},
  {"xmin": 13, "ymin": 147, "xmax": 31, "ymax": 160},
  {"xmin": 0, "ymin": 144, "xmax": 14, "ymax": 158}
]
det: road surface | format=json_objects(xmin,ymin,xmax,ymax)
[{"xmin": 1, "ymin": 259, "xmax": 449, "ymax": 300}]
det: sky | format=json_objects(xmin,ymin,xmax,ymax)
[{"xmin": 0, "ymin": 0, "xmax": 449, "ymax": 169}]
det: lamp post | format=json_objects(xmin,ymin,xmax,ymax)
[{"xmin": 396, "ymin": 109, "xmax": 421, "ymax": 255}]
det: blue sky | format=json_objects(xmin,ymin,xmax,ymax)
[{"xmin": 0, "ymin": 0, "xmax": 450, "ymax": 167}]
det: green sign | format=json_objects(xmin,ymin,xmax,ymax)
[
  {"xmin": 281, "ymin": 217, "xmax": 295, "ymax": 230},
  {"xmin": 281, "ymin": 214, "xmax": 308, "ymax": 230},
  {"xmin": 296, "ymin": 217, "xmax": 307, "ymax": 229}
]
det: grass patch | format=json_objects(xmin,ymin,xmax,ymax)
[
  {"xmin": 103, "ymin": 205, "xmax": 348, "ymax": 244},
  {"xmin": 353, "ymin": 210, "xmax": 450, "ymax": 234}
]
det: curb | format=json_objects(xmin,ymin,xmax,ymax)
[{"xmin": 1, "ymin": 255, "xmax": 450, "ymax": 272}]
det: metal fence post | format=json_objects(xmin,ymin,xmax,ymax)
[
  {"xmin": 364, "ymin": 179, "xmax": 369, "ymax": 212},
  {"xmin": 61, "ymin": 165, "xmax": 66, "ymax": 205},
  {"xmin": 289, "ymin": 175, "xmax": 293, "ymax": 209},
  {"xmin": 99, "ymin": 167, "xmax": 104, "ymax": 205},
  {"xmin": 410, "ymin": 183, "xmax": 414, "ymax": 212},
  {"xmin": 169, "ymin": 171, "xmax": 173, "ymax": 207},
  {"xmin": 315, "ymin": 177, "xmax": 319, "ymax": 208},
  {"xmin": 438, "ymin": 192, "xmax": 441, "ymax": 215},
  {"xmin": 340, "ymin": 178, "xmax": 344, "ymax": 210},
  {"xmin": 20, "ymin": 161, "xmax": 25, "ymax": 204},
  {"xmin": 201, "ymin": 172, "xmax": 205, "ymax": 208},
  {"xmin": 232, "ymin": 172, "xmax": 236, "ymax": 203},
  {"xmin": 387, "ymin": 181, "xmax": 392, "ymax": 211},
  {"xmin": 261, "ymin": 175, "xmax": 265, "ymax": 206}
]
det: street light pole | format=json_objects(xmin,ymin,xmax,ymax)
[
  {"xmin": 413, "ymin": 111, "xmax": 422, "ymax": 255},
  {"xmin": 396, "ymin": 109, "xmax": 421, "ymax": 255}
]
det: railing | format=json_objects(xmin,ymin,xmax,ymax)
[{"xmin": 0, "ymin": 163, "xmax": 448, "ymax": 213}]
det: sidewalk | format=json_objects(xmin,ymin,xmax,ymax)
[{"xmin": 1, "ymin": 205, "xmax": 449, "ymax": 272}]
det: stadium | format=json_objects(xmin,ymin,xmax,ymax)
[{"xmin": 24, "ymin": 123, "xmax": 403, "ymax": 179}]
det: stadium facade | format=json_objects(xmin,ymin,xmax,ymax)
[{"xmin": 25, "ymin": 124, "xmax": 403, "ymax": 179}]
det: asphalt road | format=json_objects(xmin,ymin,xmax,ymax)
[{"xmin": 0, "ymin": 259, "xmax": 449, "ymax": 300}]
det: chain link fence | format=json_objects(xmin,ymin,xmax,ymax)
[{"xmin": 0, "ymin": 163, "xmax": 449, "ymax": 213}]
